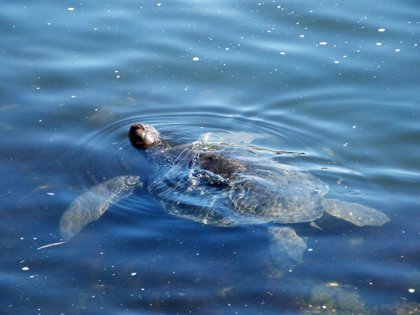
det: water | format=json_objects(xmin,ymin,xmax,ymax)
[{"xmin": 1, "ymin": 1, "xmax": 419, "ymax": 314}]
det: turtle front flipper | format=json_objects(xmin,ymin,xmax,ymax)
[
  {"xmin": 268, "ymin": 226, "xmax": 307, "ymax": 270},
  {"xmin": 322, "ymin": 198, "xmax": 390, "ymax": 227},
  {"xmin": 59, "ymin": 176, "xmax": 142, "ymax": 242},
  {"xmin": 39, "ymin": 176, "xmax": 142, "ymax": 250}
]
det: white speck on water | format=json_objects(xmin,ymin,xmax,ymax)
[
  {"xmin": 22, "ymin": 267, "xmax": 29, "ymax": 271},
  {"xmin": 46, "ymin": 192, "xmax": 55, "ymax": 196},
  {"xmin": 38, "ymin": 119, "xmax": 42, "ymax": 123},
  {"xmin": 343, "ymin": 143, "xmax": 348, "ymax": 147},
  {"xmin": 36, "ymin": 87, "xmax": 40, "ymax": 90},
  {"xmin": 299, "ymin": 34, "xmax": 305, "ymax": 38},
  {"xmin": 192, "ymin": 56, "xmax": 199, "ymax": 61},
  {"xmin": 157, "ymin": 2, "xmax": 162, "ymax": 6},
  {"xmin": 29, "ymin": 275, "xmax": 35, "ymax": 279},
  {"xmin": 130, "ymin": 272, "xmax": 137, "ymax": 276},
  {"xmin": 71, "ymin": 95, "xmax": 76, "ymax": 99},
  {"xmin": 20, "ymin": 237, "xmax": 24, "ymax": 240},
  {"xmin": 352, "ymin": 125, "xmax": 357, "ymax": 128},
  {"xmin": 395, "ymin": 48, "xmax": 401, "ymax": 52},
  {"xmin": 279, "ymin": 51, "xmax": 286, "ymax": 56},
  {"xmin": 408, "ymin": 288, "xmax": 415, "ymax": 293},
  {"xmin": 378, "ymin": 28, "xmax": 386, "ymax": 32},
  {"xmin": 334, "ymin": 60, "xmax": 340, "ymax": 64},
  {"xmin": 67, "ymin": 7, "xmax": 75, "ymax": 11},
  {"xmin": 47, "ymin": 22, "xmax": 51, "ymax": 26},
  {"xmin": 308, "ymin": 248, "xmax": 314, "ymax": 252},
  {"xmin": 376, "ymin": 42, "xmax": 382, "ymax": 46},
  {"xmin": 319, "ymin": 41, "xmax": 328, "ymax": 46},
  {"xmin": 225, "ymin": 47, "xmax": 230, "ymax": 51}
]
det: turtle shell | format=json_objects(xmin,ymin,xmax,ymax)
[{"xmin": 147, "ymin": 143, "xmax": 328, "ymax": 226}]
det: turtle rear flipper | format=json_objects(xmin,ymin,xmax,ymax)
[
  {"xmin": 322, "ymin": 198, "xmax": 390, "ymax": 227},
  {"xmin": 268, "ymin": 226, "xmax": 307, "ymax": 270}
]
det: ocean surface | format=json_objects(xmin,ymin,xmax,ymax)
[{"xmin": 1, "ymin": 1, "xmax": 419, "ymax": 314}]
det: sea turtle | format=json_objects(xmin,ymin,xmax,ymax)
[{"xmin": 40, "ymin": 123, "xmax": 390, "ymax": 269}]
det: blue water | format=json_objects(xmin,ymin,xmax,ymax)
[{"xmin": 1, "ymin": 1, "xmax": 419, "ymax": 314}]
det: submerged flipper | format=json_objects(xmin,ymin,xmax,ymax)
[
  {"xmin": 322, "ymin": 198, "xmax": 390, "ymax": 227},
  {"xmin": 38, "ymin": 176, "xmax": 142, "ymax": 250},
  {"xmin": 268, "ymin": 226, "xmax": 307, "ymax": 270}
]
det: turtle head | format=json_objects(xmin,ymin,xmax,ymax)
[{"xmin": 128, "ymin": 123, "xmax": 162, "ymax": 149}]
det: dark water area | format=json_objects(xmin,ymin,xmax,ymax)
[{"xmin": 1, "ymin": 1, "xmax": 419, "ymax": 314}]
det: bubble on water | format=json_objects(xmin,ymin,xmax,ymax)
[{"xmin": 408, "ymin": 288, "xmax": 415, "ymax": 293}]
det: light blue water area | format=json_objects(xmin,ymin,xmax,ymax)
[{"xmin": 1, "ymin": 0, "xmax": 419, "ymax": 314}]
